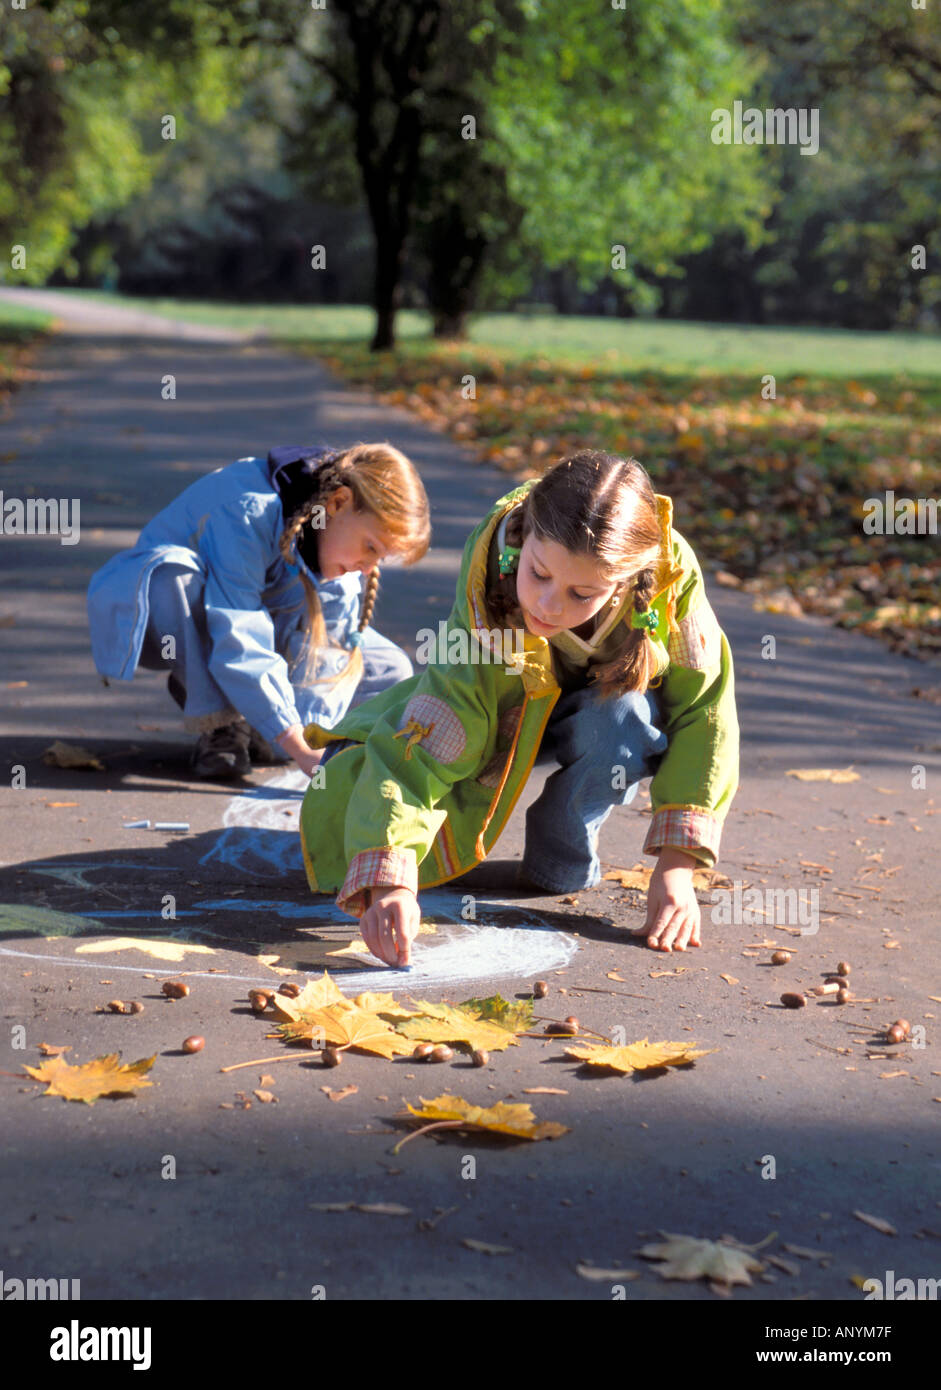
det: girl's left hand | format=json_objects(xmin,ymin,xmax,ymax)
[{"xmin": 633, "ymin": 847, "xmax": 702, "ymax": 952}]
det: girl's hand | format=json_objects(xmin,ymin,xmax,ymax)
[
  {"xmin": 359, "ymin": 886, "xmax": 420, "ymax": 967},
  {"xmin": 276, "ymin": 723, "xmax": 325, "ymax": 778},
  {"xmin": 633, "ymin": 847, "xmax": 702, "ymax": 952}
]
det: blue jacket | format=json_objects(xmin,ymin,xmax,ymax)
[{"xmin": 86, "ymin": 456, "xmax": 364, "ymax": 742}]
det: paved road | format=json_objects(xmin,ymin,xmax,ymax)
[{"xmin": 0, "ymin": 290, "xmax": 938, "ymax": 1302}]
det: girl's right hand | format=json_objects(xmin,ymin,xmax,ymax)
[
  {"xmin": 276, "ymin": 723, "xmax": 325, "ymax": 778},
  {"xmin": 359, "ymin": 886, "xmax": 420, "ymax": 966}
]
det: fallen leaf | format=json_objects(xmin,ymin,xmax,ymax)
[
  {"xmin": 267, "ymin": 973, "xmax": 347, "ymax": 1021},
  {"xmin": 258, "ymin": 1074, "xmax": 275, "ymax": 1086},
  {"xmin": 272, "ymin": 1000, "xmax": 415, "ymax": 1059},
  {"xmin": 253, "ymin": 1089, "xmax": 277, "ymax": 1103},
  {"xmin": 402, "ymin": 1093, "xmax": 569, "ymax": 1143},
  {"xmin": 649, "ymin": 967, "xmax": 689, "ymax": 979},
  {"xmin": 42, "ymin": 740, "xmax": 105, "ymax": 771},
  {"xmin": 37, "ymin": 1043, "xmax": 71, "ymax": 1057},
  {"xmin": 22, "ymin": 1052, "xmax": 155, "ymax": 1104},
  {"xmin": 606, "ymin": 970, "xmax": 627, "ymax": 982},
  {"xmin": 74, "ymin": 937, "xmax": 215, "ymax": 961},
  {"xmin": 321, "ymin": 1084, "xmax": 359, "ymax": 1102},
  {"xmin": 395, "ymin": 998, "xmax": 524, "ymax": 1053},
  {"xmin": 719, "ymin": 974, "xmax": 739, "ymax": 986},
  {"xmin": 786, "ymin": 767, "xmax": 859, "ymax": 783},
  {"xmin": 575, "ymin": 1264, "xmax": 640, "ymax": 1281},
  {"xmin": 853, "ymin": 1210, "xmax": 897, "ymax": 1236},
  {"xmin": 462, "ymin": 1238, "xmax": 514, "ymax": 1255},
  {"xmin": 604, "ymin": 864, "xmax": 729, "ymax": 892},
  {"xmin": 637, "ymin": 1233, "xmax": 763, "ymax": 1286},
  {"xmin": 565, "ymin": 1038, "xmax": 717, "ymax": 1075}
]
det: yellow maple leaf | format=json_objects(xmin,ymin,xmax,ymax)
[
  {"xmin": 402, "ymin": 1093, "xmax": 569, "ymax": 1142},
  {"xmin": 267, "ymin": 972, "xmax": 346, "ymax": 1021},
  {"xmin": 637, "ymin": 1233, "xmax": 763, "ymax": 1287},
  {"xmin": 22, "ymin": 1052, "xmax": 155, "ymax": 1104},
  {"xmin": 74, "ymin": 937, "xmax": 215, "ymax": 961},
  {"xmin": 271, "ymin": 1000, "xmax": 415, "ymax": 1059},
  {"xmin": 395, "ymin": 999, "xmax": 522, "ymax": 1052},
  {"xmin": 351, "ymin": 991, "xmax": 420, "ymax": 1020},
  {"xmin": 564, "ymin": 1038, "xmax": 717, "ymax": 1074}
]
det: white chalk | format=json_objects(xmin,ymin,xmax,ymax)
[
  {"xmin": 123, "ymin": 820, "xmax": 150, "ymax": 829},
  {"xmin": 154, "ymin": 821, "xmax": 190, "ymax": 832}
]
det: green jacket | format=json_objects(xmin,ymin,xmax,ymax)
[{"xmin": 299, "ymin": 481, "xmax": 739, "ymax": 916}]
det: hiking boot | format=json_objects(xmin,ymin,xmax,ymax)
[
  {"xmin": 192, "ymin": 721, "xmax": 252, "ymax": 779},
  {"xmin": 248, "ymin": 727, "xmax": 291, "ymax": 765}
]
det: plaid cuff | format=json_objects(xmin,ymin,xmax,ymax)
[
  {"xmin": 336, "ymin": 847, "xmax": 418, "ymax": 918},
  {"xmin": 644, "ymin": 806, "xmax": 723, "ymax": 867}
]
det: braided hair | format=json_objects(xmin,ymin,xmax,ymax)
[{"xmin": 276, "ymin": 442, "xmax": 429, "ymax": 695}]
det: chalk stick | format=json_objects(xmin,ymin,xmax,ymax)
[
  {"xmin": 123, "ymin": 819, "xmax": 150, "ymax": 829},
  {"xmin": 154, "ymin": 821, "xmax": 190, "ymax": 832}
]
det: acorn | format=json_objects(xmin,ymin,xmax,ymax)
[
  {"xmin": 428, "ymin": 1044, "xmax": 454, "ymax": 1063},
  {"xmin": 128, "ymin": 1001, "xmax": 144, "ymax": 1015},
  {"xmin": 780, "ymin": 992, "xmax": 806, "ymax": 1009},
  {"xmin": 891, "ymin": 1018, "xmax": 911, "ymax": 1038},
  {"xmin": 182, "ymin": 1035, "xmax": 204, "ymax": 1053},
  {"xmin": 885, "ymin": 1024, "xmax": 906, "ymax": 1045},
  {"xmin": 107, "ymin": 999, "xmax": 129, "ymax": 1014},
  {"xmin": 564, "ymin": 1015, "xmax": 580, "ymax": 1031},
  {"xmin": 161, "ymin": 979, "xmax": 189, "ymax": 999},
  {"xmin": 412, "ymin": 1043, "xmax": 435, "ymax": 1060},
  {"xmin": 248, "ymin": 988, "xmax": 274, "ymax": 1013},
  {"xmin": 836, "ymin": 961, "xmax": 851, "ymax": 976},
  {"xmin": 278, "ymin": 982, "xmax": 301, "ymax": 999},
  {"xmin": 322, "ymin": 1046, "xmax": 342, "ymax": 1067},
  {"xmin": 770, "ymin": 950, "xmax": 791, "ymax": 965},
  {"xmin": 545, "ymin": 1020, "xmax": 577, "ymax": 1036},
  {"xmin": 471, "ymin": 1049, "xmax": 489, "ymax": 1067},
  {"xmin": 836, "ymin": 988, "xmax": 852, "ymax": 1005},
  {"xmin": 533, "ymin": 980, "xmax": 549, "ymax": 999}
]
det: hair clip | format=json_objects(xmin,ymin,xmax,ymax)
[
  {"xmin": 349, "ymin": 631, "xmax": 364, "ymax": 648},
  {"xmin": 498, "ymin": 545, "xmax": 521, "ymax": 576},
  {"xmin": 630, "ymin": 608, "xmax": 659, "ymax": 633}
]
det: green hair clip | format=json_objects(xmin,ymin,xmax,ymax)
[
  {"xmin": 498, "ymin": 545, "xmax": 521, "ymax": 576},
  {"xmin": 630, "ymin": 608, "xmax": 659, "ymax": 633}
]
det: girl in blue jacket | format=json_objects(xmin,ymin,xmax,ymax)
[{"xmin": 86, "ymin": 442, "xmax": 430, "ymax": 778}]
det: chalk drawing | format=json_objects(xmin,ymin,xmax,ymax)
[{"xmin": 197, "ymin": 774, "xmax": 581, "ymax": 987}]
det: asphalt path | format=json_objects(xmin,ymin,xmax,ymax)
[{"xmin": 1, "ymin": 290, "xmax": 939, "ymax": 1303}]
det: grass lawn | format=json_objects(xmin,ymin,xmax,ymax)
[
  {"xmin": 0, "ymin": 299, "xmax": 55, "ymax": 403},
  {"xmin": 3, "ymin": 291, "xmax": 939, "ymax": 656}
]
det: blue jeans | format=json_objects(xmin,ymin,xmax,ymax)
[
  {"xmin": 138, "ymin": 563, "xmax": 412, "ymax": 732},
  {"xmin": 521, "ymin": 681, "xmax": 668, "ymax": 892}
]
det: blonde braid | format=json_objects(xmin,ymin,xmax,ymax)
[{"xmin": 358, "ymin": 566, "xmax": 380, "ymax": 633}]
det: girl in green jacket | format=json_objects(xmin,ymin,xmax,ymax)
[{"xmin": 298, "ymin": 450, "xmax": 739, "ymax": 967}]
